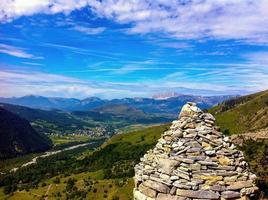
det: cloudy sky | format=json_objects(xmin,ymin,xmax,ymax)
[{"xmin": 1, "ymin": 0, "xmax": 268, "ymax": 99}]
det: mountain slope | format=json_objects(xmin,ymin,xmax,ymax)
[
  {"xmin": 0, "ymin": 95, "xmax": 81, "ymax": 110},
  {"xmin": 0, "ymin": 103, "xmax": 93, "ymax": 135},
  {"xmin": 0, "ymin": 108, "xmax": 52, "ymax": 159},
  {"xmin": 73, "ymin": 104, "xmax": 173, "ymax": 125},
  {"xmin": 92, "ymin": 104, "xmax": 172, "ymax": 123},
  {"xmin": 0, "ymin": 103, "xmax": 173, "ymax": 135},
  {"xmin": 210, "ymin": 90, "xmax": 268, "ymax": 134}
]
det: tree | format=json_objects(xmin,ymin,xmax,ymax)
[
  {"xmin": 53, "ymin": 177, "xmax": 60, "ymax": 184},
  {"xmin": 112, "ymin": 195, "xmax": 119, "ymax": 200}
]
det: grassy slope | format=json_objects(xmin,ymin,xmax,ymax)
[
  {"xmin": 210, "ymin": 90, "xmax": 268, "ymax": 134},
  {"xmin": 103, "ymin": 123, "xmax": 169, "ymax": 146},
  {"xmin": 0, "ymin": 171, "xmax": 134, "ymax": 200}
]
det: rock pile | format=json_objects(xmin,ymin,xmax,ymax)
[{"xmin": 134, "ymin": 102, "xmax": 259, "ymax": 200}]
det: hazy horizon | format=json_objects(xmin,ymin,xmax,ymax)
[{"xmin": 0, "ymin": 91, "xmax": 243, "ymax": 101}]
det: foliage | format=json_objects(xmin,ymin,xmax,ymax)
[
  {"xmin": 0, "ymin": 139, "xmax": 105, "ymax": 193},
  {"xmin": 240, "ymin": 139, "xmax": 268, "ymax": 194}
]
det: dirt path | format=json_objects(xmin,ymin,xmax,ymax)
[{"xmin": 44, "ymin": 184, "xmax": 52, "ymax": 200}]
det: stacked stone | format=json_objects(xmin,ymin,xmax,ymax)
[{"xmin": 134, "ymin": 102, "xmax": 258, "ymax": 200}]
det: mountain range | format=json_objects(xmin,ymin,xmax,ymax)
[
  {"xmin": 0, "ymin": 103, "xmax": 174, "ymax": 136},
  {"xmin": 0, "ymin": 94, "xmax": 236, "ymax": 114}
]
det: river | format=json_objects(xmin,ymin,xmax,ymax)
[{"xmin": 10, "ymin": 142, "xmax": 93, "ymax": 173}]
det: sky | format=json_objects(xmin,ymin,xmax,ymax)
[{"xmin": 1, "ymin": 0, "xmax": 268, "ymax": 99}]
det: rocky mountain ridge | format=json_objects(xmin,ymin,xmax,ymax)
[
  {"xmin": 134, "ymin": 102, "xmax": 259, "ymax": 200},
  {"xmin": 0, "ymin": 94, "xmax": 235, "ymax": 114}
]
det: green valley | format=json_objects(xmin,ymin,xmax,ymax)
[{"xmin": 0, "ymin": 103, "xmax": 173, "ymax": 137}]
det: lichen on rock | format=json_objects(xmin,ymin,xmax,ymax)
[{"xmin": 133, "ymin": 102, "xmax": 259, "ymax": 200}]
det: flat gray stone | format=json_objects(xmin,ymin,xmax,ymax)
[
  {"xmin": 159, "ymin": 158, "xmax": 180, "ymax": 174},
  {"xmin": 144, "ymin": 180, "xmax": 170, "ymax": 193},
  {"xmin": 226, "ymin": 180, "xmax": 253, "ymax": 190},
  {"xmin": 139, "ymin": 183, "xmax": 157, "ymax": 198},
  {"xmin": 221, "ymin": 191, "xmax": 240, "ymax": 199},
  {"xmin": 210, "ymin": 184, "xmax": 226, "ymax": 192},
  {"xmin": 176, "ymin": 189, "xmax": 220, "ymax": 199},
  {"xmin": 198, "ymin": 161, "xmax": 218, "ymax": 166},
  {"xmin": 156, "ymin": 193, "xmax": 186, "ymax": 200}
]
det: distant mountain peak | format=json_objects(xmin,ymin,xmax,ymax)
[{"xmin": 152, "ymin": 92, "xmax": 186, "ymax": 100}]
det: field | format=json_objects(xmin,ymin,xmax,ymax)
[{"xmin": 49, "ymin": 135, "xmax": 91, "ymax": 146}]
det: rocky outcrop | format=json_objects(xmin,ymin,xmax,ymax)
[
  {"xmin": 231, "ymin": 128, "xmax": 268, "ymax": 147},
  {"xmin": 134, "ymin": 102, "xmax": 259, "ymax": 200}
]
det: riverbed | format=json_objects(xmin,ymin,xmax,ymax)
[{"xmin": 10, "ymin": 142, "xmax": 93, "ymax": 172}]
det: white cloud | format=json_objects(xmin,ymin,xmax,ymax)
[
  {"xmin": 21, "ymin": 62, "xmax": 44, "ymax": 66},
  {"xmin": 0, "ymin": 0, "xmax": 88, "ymax": 22},
  {"xmin": 0, "ymin": 70, "xmax": 83, "ymax": 84},
  {"xmin": 0, "ymin": 69, "xmax": 256, "ymax": 99},
  {"xmin": 72, "ymin": 25, "xmax": 106, "ymax": 35},
  {"xmin": 42, "ymin": 42, "xmax": 120, "ymax": 59},
  {"xmin": 1, "ymin": 1, "xmax": 268, "ymax": 43},
  {"xmin": 87, "ymin": 0, "xmax": 268, "ymax": 43},
  {"xmin": 245, "ymin": 51, "xmax": 268, "ymax": 65},
  {"xmin": 0, "ymin": 44, "xmax": 43, "ymax": 59}
]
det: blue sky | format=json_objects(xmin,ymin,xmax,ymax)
[{"xmin": 1, "ymin": 0, "xmax": 268, "ymax": 99}]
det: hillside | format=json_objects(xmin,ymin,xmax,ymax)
[
  {"xmin": 0, "ymin": 95, "xmax": 81, "ymax": 111},
  {"xmin": 0, "ymin": 103, "xmax": 94, "ymax": 135},
  {"xmin": 94, "ymin": 104, "xmax": 146, "ymax": 117},
  {"xmin": 0, "ymin": 103, "xmax": 172, "ymax": 136},
  {"xmin": 210, "ymin": 90, "xmax": 268, "ymax": 134},
  {"xmin": 0, "ymin": 108, "xmax": 52, "ymax": 159}
]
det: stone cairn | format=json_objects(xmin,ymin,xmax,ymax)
[{"xmin": 134, "ymin": 102, "xmax": 259, "ymax": 200}]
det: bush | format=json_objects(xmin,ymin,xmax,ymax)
[
  {"xmin": 53, "ymin": 177, "xmax": 60, "ymax": 184},
  {"xmin": 3, "ymin": 185, "xmax": 12, "ymax": 195},
  {"xmin": 112, "ymin": 195, "xmax": 120, "ymax": 200},
  {"xmin": 41, "ymin": 182, "xmax": 47, "ymax": 187}
]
